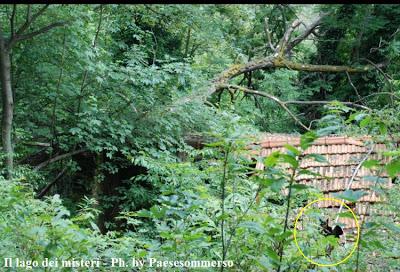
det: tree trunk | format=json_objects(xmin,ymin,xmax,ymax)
[{"xmin": 0, "ymin": 39, "xmax": 13, "ymax": 179}]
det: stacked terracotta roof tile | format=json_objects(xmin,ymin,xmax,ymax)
[{"xmin": 254, "ymin": 134, "xmax": 394, "ymax": 230}]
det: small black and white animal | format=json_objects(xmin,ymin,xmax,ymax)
[
  {"xmin": 319, "ymin": 218, "xmax": 344, "ymax": 238},
  {"xmin": 319, "ymin": 218, "xmax": 344, "ymax": 257}
]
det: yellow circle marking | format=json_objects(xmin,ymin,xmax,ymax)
[{"xmin": 293, "ymin": 197, "xmax": 360, "ymax": 267}]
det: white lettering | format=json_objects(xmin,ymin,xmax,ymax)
[
  {"xmin": 3, "ymin": 258, "xmax": 13, "ymax": 267},
  {"xmin": 131, "ymin": 258, "xmax": 145, "ymax": 268},
  {"xmin": 110, "ymin": 258, "xmax": 125, "ymax": 267},
  {"xmin": 148, "ymin": 258, "xmax": 157, "ymax": 267}
]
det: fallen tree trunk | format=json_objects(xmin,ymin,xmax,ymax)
[{"xmin": 34, "ymin": 149, "xmax": 86, "ymax": 170}]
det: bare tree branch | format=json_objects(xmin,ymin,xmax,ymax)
[
  {"xmin": 34, "ymin": 149, "xmax": 86, "ymax": 170},
  {"xmin": 346, "ymin": 71, "xmax": 363, "ymax": 103},
  {"xmin": 11, "ymin": 21, "xmax": 66, "ymax": 44},
  {"xmin": 222, "ymin": 84, "xmax": 310, "ymax": 131},
  {"xmin": 286, "ymin": 14, "xmax": 327, "ymax": 53},
  {"xmin": 23, "ymin": 141, "xmax": 51, "ymax": 147},
  {"xmin": 276, "ymin": 19, "xmax": 301, "ymax": 55},
  {"xmin": 212, "ymin": 56, "xmax": 379, "ymax": 91},
  {"xmin": 284, "ymin": 100, "xmax": 370, "ymax": 110},
  {"xmin": 167, "ymin": 15, "xmax": 382, "ymax": 114},
  {"xmin": 10, "ymin": 5, "xmax": 16, "ymax": 37},
  {"xmin": 36, "ymin": 167, "xmax": 67, "ymax": 198},
  {"xmin": 274, "ymin": 58, "xmax": 376, "ymax": 73},
  {"xmin": 355, "ymin": 92, "xmax": 400, "ymax": 103},
  {"xmin": 116, "ymin": 92, "xmax": 138, "ymax": 113},
  {"xmin": 15, "ymin": 4, "xmax": 49, "ymax": 36},
  {"xmin": 92, "ymin": 5, "xmax": 103, "ymax": 48},
  {"xmin": 263, "ymin": 17, "xmax": 276, "ymax": 51},
  {"xmin": 6, "ymin": 5, "xmax": 67, "ymax": 49},
  {"xmin": 26, "ymin": 5, "xmax": 31, "ymax": 23},
  {"xmin": 362, "ymin": 58, "xmax": 393, "ymax": 99},
  {"xmin": 221, "ymin": 84, "xmax": 372, "ymax": 131},
  {"xmin": 362, "ymin": 58, "xmax": 391, "ymax": 79},
  {"xmin": 76, "ymin": 5, "xmax": 103, "ymax": 115},
  {"xmin": 18, "ymin": 146, "xmax": 49, "ymax": 165}
]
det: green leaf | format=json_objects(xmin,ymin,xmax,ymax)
[
  {"xmin": 257, "ymin": 255, "xmax": 273, "ymax": 270},
  {"xmin": 385, "ymin": 159, "xmax": 400, "ymax": 178},
  {"xmin": 333, "ymin": 190, "xmax": 368, "ymax": 202},
  {"xmin": 338, "ymin": 211, "xmax": 354, "ymax": 219},
  {"xmin": 322, "ymin": 235, "xmax": 340, "ymax": 247},
  {"xmin": 364, "ymin": 222, "xmax": 378, "ymax": 229},
  {"xmin": 271, "ymin": 179, "xmax": 286, "ymax": 193},
  {"xmin": 265, "ymin": 247, "xmax": 279, "ymax": 262},
  {"xmin": 300, "ymin": 131, "xmax": 318, "ymax": 150},
  {"xmin": 284, "ymin": 144, "xmax": 301, "ymax": 156},
  {"xmin": 264, "ymin": 151, "xmax": 280, "ymax": 167},
  {"xmin": 317, "ymin": 125, "xmax": 341, "ymax": 136},
  {"xmin": 369, "ymin": 240, "xmax": 386, "ymax": 249},
  {"xmin": 90, "ymin": 221, "xmax": 101, "ymax": 232},
  {"xmin": 291, "ymin": 184, "xmax": 309, "ymax": 190},
  {"xmin": 362, "ymin": 159, "xmax": 380, "ymax": 168},
  {"xmin": 360, "ymin": 115, "xmax": 372, "ymax": 128},
  {"xmin": 355, "ymin": 113, "xmax": 368, "ymax": 121},
  {"xmin": 378, "ymin": 122, "xmax": 388, "ymax": 135},
  {"xmin": 298, "ymin": 169, "xmax": 321, "ymax": 177},
  {"xmin": 383, "ymin": 150, "xmax": 400, "ymax": 157},
  {"xmin": 205, "ymin": 141, "xmax": 225, "ymax": 147},
  {"xmin": 347, "ymin": 112, "xmax": 368, "ymax": 125},
  {"xmin": 279, "ymin": 154, "xmax": 299, "ymax": 168},
  {"xmin": 238, "ymin": 221, "xmax": 265, "ymax": 234},
  {"xmin": 382, "ymin": 222, "xmax": 400, "ymax": 233},
  {"xmin": 363, "ymin": 175, "xmax": 388, "ymax": 183},
  {"xmin": 305, "ymin": 154, "xmax": 328, "ymax": 163},
  {"xmin": 69, "ymin": 127, "xmax": 81, "ymax": 135},
  {"xmin": 133, "ymin": 210, "xmax": 152, "ymax": 218},
  {"xmin": 258, "ymin": 178, "xmax": 274, "ymax": 187},
  {"xmin": 278, "ymin": 230, "xmax": 292, "ymax": 241}
]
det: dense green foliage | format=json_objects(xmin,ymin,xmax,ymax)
[{"xmin": 0, "ymin": 4, "xmax": 399, "ymax": 271}]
